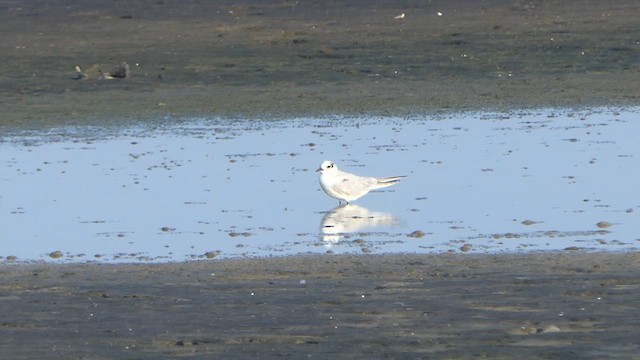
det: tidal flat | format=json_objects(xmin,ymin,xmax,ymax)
[{"xmin": 1, "ymin": 0, "xmax": 640, "ymax": 358}]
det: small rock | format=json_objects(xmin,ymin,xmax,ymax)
[
  {"xmin": 49, "ymin": 251, "xmax": 64, "ymax": 259},
  {"xmin": 229, "ymin": 232, "xmax": 253, "ymax": 237},
  {"xmin": 511, "ymin": 326, "xmax": 538, "ymax": 335},
  {"xmin": 596, "ymin": 221, "xmax": 612, "ymax": 229},
  {"xmin": 103, "ymin": 62, "xmax": 130, "ymax": 79},
  {"xmin": 204, "ymin": 251, "xmax": 220, "ymax": 259},
  {"xmin": 361, "ymin": 247, "xmax": 372, "ymax": 253},
  {"xmin": 521, "ymin": 219, "xmax": 537, "ymax": 226},
  {"xmin": 176, "ymin": 339, "xmax": 199, "ymax": 346},
  {"xmin": 6, "ymin": 255, "xmax": 18, "ymax": 262},
  {"xmin": 407, "ymin": 230, "xmax": 425, "ymax": 238},
  {"xmin": 460, "ymin": 244, "xmax": 472, "ymax": 252},
  {"xmin": 542, "ymin": 325, "xmax": 562, "ymax": 333}
]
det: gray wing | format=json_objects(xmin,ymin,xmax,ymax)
[
  {"xmin": 371, "ymin": 175, "xmax": 406, "ymax": 189},
  {"xmin": 332, "ymin": 174, "xmax": 377, "ymax": 197}
]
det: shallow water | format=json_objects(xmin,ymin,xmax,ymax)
[{"xmin": 1, "ymin": 109, "xmax": 639, "ymax": 262}]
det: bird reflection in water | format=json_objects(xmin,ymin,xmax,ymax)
[{"xmin": 320, "ymin": 204, "xmax": 401, "ymax": 245}]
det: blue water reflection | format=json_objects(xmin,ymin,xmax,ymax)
[{"xmin": 1, "ymin": 109, "xmax": 638, "ymax": 262}]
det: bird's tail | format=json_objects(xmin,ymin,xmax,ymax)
[{"xmin": 372, "ymin": 176, "xmax": 406, "ymax": 189}]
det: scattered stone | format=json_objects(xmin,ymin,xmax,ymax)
[
  {"xmin": 361, "ymin": 247, "xmax": 372, "ymax": 253},
  {"xmin": 407, "ymin": 230, "xmax": 425, "ymax": 238},
  {"xmin": 352, "ymin": 239, "xmax": 366, "ymax": 245},
  {"xmin": 74, "ymin": 62, "xmax": 130, "ymax": 80},
  {"xmin": 176, "ymin": 339, "xmax": 198, "ymax": 346},
  {"xmin": 49, "ymin": 251, "xmax": 64, "ymax": 259},
  {"xmin": 521, "ymin": 219, "xmax": 537, "ymax": 226},
  {"xmin": 564, "ymin": 246, "xmax": 582, "ymax": 251},
  {"xmin": 460, "ymin": 244, "xmax": 472, "ymax": 252},
  {"xmin": 204, "ymin": 251, "xmax": 220, "ymax": 259},
  {"xmin": 511, "ymin": 326, "xmax": 538, "ymax": 335},
  {"xmin": 542, "ymin": 325, "xmax": 562, "ymax": 333},
  {"xmin": 229, "ymin": 232, "xmax": 253, "ymax": 237},
  {"xmin": 160, "ymin": 226, "xmax": 174, "ymax": 232},
  {"xmin": 596, "ymin": 221, "xmax": 612, "ymax": 229},
  {"xmin": 102, "ymin": 62, "xmax": 130, "ymax": 79},
  {"xmin": 5, "ymin": 255, "xmax": 17, "ymax": 262}
]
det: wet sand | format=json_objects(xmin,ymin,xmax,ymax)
[
  {"xmin": 1, "ymin": 0, "xmax": 639, "ymax": 131},
  {"xmin": 2, "ymin": 253, "xmax": 640, "ymax": 358},
  {"xmin": 2, "ymin": 0, "xmax": 640, "ymax": 358}
]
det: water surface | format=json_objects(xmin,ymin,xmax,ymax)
[{"xmin": 1, "ymin": 109, "xmax": 638, "ymax": 262}]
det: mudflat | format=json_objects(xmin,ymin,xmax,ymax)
[
  {"xmin": 2, "ymin": 253, "xmax": 640, "ymax": 359},
  {"xmin": 1, "ymin": 0, "xmax": 639, "ymax": 131},
  {"xmin": 1, "ymin": 0, "xmax": 640, "ymax": 358}
]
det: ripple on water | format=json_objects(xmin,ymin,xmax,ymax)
[{"xmin": 1, "ymin": 108, "xmax": 639, "ymax": 262}]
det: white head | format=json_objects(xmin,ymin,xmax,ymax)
[{"xmin": 316, "ymin": 160, "xmax": 337, "ymax": 173}]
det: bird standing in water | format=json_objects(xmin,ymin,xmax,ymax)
[{"xmin": 316, "ymin": 160, "xmax": 405, "ymax": 204}]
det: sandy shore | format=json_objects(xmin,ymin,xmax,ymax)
[
  {"xmin": 2, "ymin": 253, "xmax": 640, "ymax": 359},
  {"xmin": 2, "ymin": 0, "xmax": 640, "ymax": 358},
  {"xmin": 1, "ymin": 0, "xmax": 639, "ymax": 131}
]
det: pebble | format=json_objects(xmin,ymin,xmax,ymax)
[
  {"xmin": 511, "ymin": 326, "xmax": 538, "ymax": 335},
  {"xmin": 542, "ymin": 325, "xmax": 561, "ymax": 333},
  {"xmin": 204, "ymin": 251, "xmax": 220, "ymax": 259},
  {"xmin": 407, "ymin": 230, "xmax": 425, "ymax": 238},
  {"xmin": 49, "ymin": 251, "xmax": 64, "ymax": 259},
  {"xmin": 229, "ymin": 232, "xmax": 253, "ymax": 237}
]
